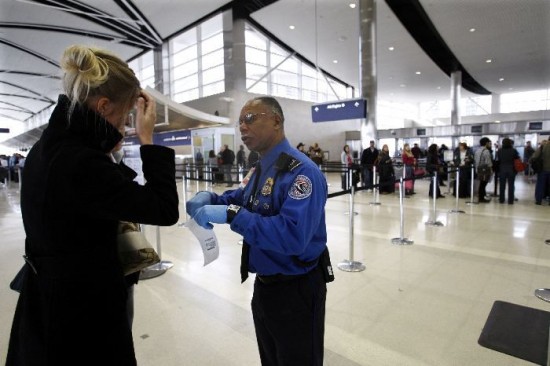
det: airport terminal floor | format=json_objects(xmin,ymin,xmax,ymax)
[{"xmin": 1, "ymin": 172, "xmax": 549, "ymax": 366}]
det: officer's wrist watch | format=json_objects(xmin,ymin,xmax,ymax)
[{"xmin": 226, "ymin": 204, "xmax": 241, "ymax": 223}]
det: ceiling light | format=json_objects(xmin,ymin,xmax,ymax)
[
  {"xmin": 388, "ymin": 46, "xmax": 395, "ymax": 51},
  {"xmin": 486, "ymin": 59, "xmax": 492, "ymax": 63},
  {"xmin": 495, "ymin": 120, "xmax": 501, "ymax": 123},
  {"xmin": 400, "ymin": 84, "xmax": 406, "ymax": 88},
  {"xmin": 349, "ymin": 3, "xmax": 356, "ymax": 8},
  {"xmin": 289, "ymin": 25, "xmax": 295, "ymax": 30},
  {"xmin": 415, "ymin": 71, "xmax": 421, "ymax": 75},
  {"xmin": 436, "ymin": 86, "xmax": 441, "ymax": 90},
  {"xmin": 469, "ymin": 28, "xmax": 476, "ymax": 32},
  {"xmin": 499, "ymin": 78, "xmax": 504, "ymax": 81},
  {"xmin": 333, "ymin": 60, "xmax": 338, "ymax": 64}
]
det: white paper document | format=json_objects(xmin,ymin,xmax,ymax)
[{"xmin": 185, "ymin": 219, "xmax": 219, "ymax": 266}]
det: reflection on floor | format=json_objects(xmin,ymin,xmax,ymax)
[{"xmin": 1, "ymin": 174, "xmax": 548, "ymax": 365}]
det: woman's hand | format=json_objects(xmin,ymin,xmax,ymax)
[{"xmin": 135, "ymin": 90, "xmax": 155, "ymax": 145}]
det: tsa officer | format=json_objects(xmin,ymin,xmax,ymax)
[{"xmin": 187, "ymin": 96, "xmax": 333, "ymax": 366}]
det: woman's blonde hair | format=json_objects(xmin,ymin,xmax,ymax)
[{"xmin": 60, "ymin": 45, "xmax": 140, "ymax": 117}]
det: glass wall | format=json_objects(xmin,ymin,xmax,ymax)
[
  {"xmin": 501, "ymin": 89, "xmax": 550, "ymax": 113},
  {"xmin": 128, "ymin": 50, "xmax": 155, "ymax": 89},
  {"xmin": 244, "ymin": 23, "xmax": 353, "ymax": 103},
  {"xmin": 169, "ymin": 13, "xmax": 225, "ymax": 103}
]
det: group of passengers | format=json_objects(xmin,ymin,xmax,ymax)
[{"xmin": 337, "ymin": 137, "xmax": 550, "ymax": 205}]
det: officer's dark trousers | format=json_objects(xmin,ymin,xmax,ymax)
[{"xmin": 252, "ymin": 266, "xmax": 327, "ymax": 366}]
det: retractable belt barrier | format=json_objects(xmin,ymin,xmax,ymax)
[{"xmin": 178, "ymin": 161, "xmax": 479, "ymax": 276}]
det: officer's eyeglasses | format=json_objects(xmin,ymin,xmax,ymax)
[{"xmin": 238, "ymin": 112, "xmax": 270, "ymax": 126}]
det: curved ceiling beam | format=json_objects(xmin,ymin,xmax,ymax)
[
  {"xmin": 115, "ymin": 0, "xmax": 162, "ymax": 44},
  {"xmin": 0, "ymin": 22, "xmax": 150, "ymax": 48},
  {"xmin": 0, "ymin": 112, "xmax": 25, "ymax": 121},
  {"xmin": 0, "ymin": 80, "xmax": 55, "ymax": 102},
  {"xmin": 0, "ymin": 70, "xmax": 60, "ymax": 79},
  {"xmin": 0, "ymin": 93, "xmax": 52, "ymax": 103},
  {"xmin": 27, "ymin": 0, "xmax": 161, "ymax": 48},
  {"xmin": 0, "ymin": 100, "xmax": 35, "ymax": 114},
  {"xmin": 385, "ymin": 0, "xmax": 491, "ymax": 95},
  {"xmin": 0, "ymin": 37, "xmax": 59, "ymax": 68},
  {"xmin": 0, "ymin": 107, "xmax": 34, "ymax": 114}
]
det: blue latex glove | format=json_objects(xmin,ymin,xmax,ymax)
[
  {"xmin": 186, "ymin": 191, "xmax": 214, "ymax": 218},
  {"xmin": 193, "ymin": 205, "xmax": 228, "ymax": 229}
]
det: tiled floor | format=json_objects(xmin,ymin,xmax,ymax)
[{"xmin": 1, "ymin": 174, "xmax": 549, "ymax": 365}]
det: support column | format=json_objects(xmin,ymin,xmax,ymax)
[
  {"xmin": 450, "ymin": 70, "xmax": 461, "ymax": 126},
  {"xmin": 225, "ymin": 12, "xmax": 247, "ymax": 92},
  {"xmin": 153, "ymin": 46, "xmax": 166, "ymax": 94},
  {"xmin": 491, "ymin": 93, "xmax": 501, "ymax": 114},
  {"xmin": 359, "ymin": 0, "xmax": 377, "ymax": 148}
]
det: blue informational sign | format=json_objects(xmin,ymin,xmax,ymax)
[
  {"xmin": 122, "ymin": 130, "xmax": 192, "ymax": 147},
  {"xmin": 311, "ymin": 98, "xmax": 367, "ymax": 122},
  {"xmin": 154, "ymin": 130, "xmax": 192, "ymax": 146},
  {"xmin": 0, "ymin": 128, "xmax": 9, "ymax": 133}
]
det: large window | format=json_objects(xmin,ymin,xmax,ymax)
[
  {"xmin": 244, "ymin": 23, "xmax": 353, "ymax": 103},
  {"xmin": 501, "ymin": 89, "xmax": 550, "ymax": 113},
  {"xmin": 128, "ymin": 50, "xmax": 155, "ymax": 89},
  {"xmin": 169, "ymin": 13, "xmax": 225, "ymax": 103}
]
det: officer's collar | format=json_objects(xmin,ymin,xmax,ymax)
[{"xmin": 258, "ymin": 138, "xmax": 292, "ymax": 171}]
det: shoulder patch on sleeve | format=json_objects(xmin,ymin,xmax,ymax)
[{"xmin": 289, "ymin": 175, "xmax": 312, "ymax": 200}]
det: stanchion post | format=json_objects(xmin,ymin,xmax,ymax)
[
  {"xmin": 391, "ymin": 178, "xmax": 413, "ymax": 245},
  {"xmin": 205, "ymin": 163, "xmax": 211, "ymax": 191},
  {"xmin": 18, "ymin": 166, "xmax": 22, "ymax": 191},
  {"xmin": 449, "ymin": 168, "xmax": 465, "ymax": 214},
  {"xmin": 466, "ymin": 164, "xmax": 478, "ymax": 205},
  {"xmin": 195, "ymin": 164, "xmax": 200, "ymax": 192},
  {"xmin": 139, "ymin": 226, "xmax": 174, "ymax": 280},
  {"xmin": 343, "ymin": 167, "xmax": 358, "ymax": 216},
  {"xmin": 425, "ymin": 174, "xmax": 444, "ymax": 226},
  {"xmin": 337, "ymin": 184, "xmax": 366, "ymax": 272},
  {"xmin": 178, "ymin": 174, "xmax": 189, "ymax": 227},
  {"xmin": 370, "ymin": 166, "xmax": 381, "ymax": 206}
]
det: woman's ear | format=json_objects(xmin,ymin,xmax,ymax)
[{"xmin": 95, "ymin": 97, "xmax": 111, "ymax": 116}]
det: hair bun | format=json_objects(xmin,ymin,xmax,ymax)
[{"xmin": 61, "ymin": 45, "xmax": 108, "ymax": 88}]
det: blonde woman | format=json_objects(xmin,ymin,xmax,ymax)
[
  {"xmin": 402, "ymin": 143, "xmax": 416, "ymax": 195},
  {"xmin": 7, "ymin": 45, "xmax": 179, "ymax": 365}
]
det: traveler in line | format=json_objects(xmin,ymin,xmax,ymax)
[
  {"xmin": 497, "ymin": 137, "xmax": 520, "ymax": 204},
  {"xmin": 221, "ymin": 144, "xmax": 235, "ymax": 187},
  {"xmin": 474, "ymin": 137, "xmax": 493, "ymax": 203},
  {"xmin": 427, "ymin": 143, "xmax": 444, "ymax": 198},
  {"xmin": 377, "ymin": 144, "xmax": 395, "ymax": 194},
  {"xmin": 531, "ymin": 139, "xmax": 550, "ymax": 205},
  {"xmin": 401, "ymin": 143, "xmax": 416, "ymax": 195},
  {"xmin": 360, "ymin": 140, "xmax": 379, "ymax": 190}
]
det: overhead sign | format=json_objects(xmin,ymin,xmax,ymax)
[
  {"xmin": 154, "ymin": 130, "xmax": 192, "ymax": 146},
  {"xmin": 311, "ymin": 98, "xmax": 367, "ymax": 122},
  {"xmin": 121, "ymin": 130, "xmax": 192, "ymax": 147},
  {"xmin": 0, "ymin": 128, "xmax": 9, "ymax": 133}
]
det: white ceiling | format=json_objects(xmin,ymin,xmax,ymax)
[{"xmin": 1, "ymin": 0, "xmax": 549, "ymax": 145}]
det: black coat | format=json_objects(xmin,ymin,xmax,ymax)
[{"xmin": 7, "ymin": 95, "xmax": 179, "ymax": 366}]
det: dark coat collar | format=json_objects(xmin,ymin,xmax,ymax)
[{"xmin": 45, "ymin": 94, "xmax": 123, "ymax": 153}]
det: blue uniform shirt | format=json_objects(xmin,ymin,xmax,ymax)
[{"xmin": 211, "ymin": 138, "xmax": 328, "ymax": 276}]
